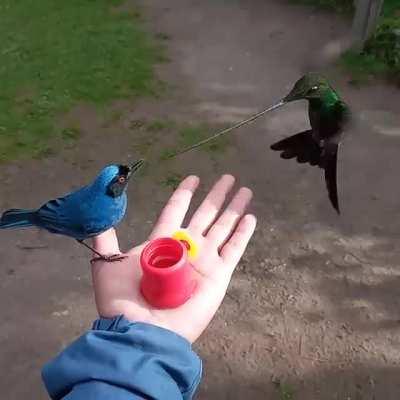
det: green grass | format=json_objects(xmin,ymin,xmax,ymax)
[
  {"xmin": 178, "ymin": 123, "xmax": 230, "ymax": 153},
  {"xmin": 274, "ymin": 381, "xmax": 295, "ymax": 400},
  {"xmin": 0, "ymin": 0, "xmax": 161, "ymax": 162},
  {"xmin": 160, "ymin": 148, "xmax": 177, "ymax": 160},
  {"xmin": 289, "ymin": 0, "xmax": 353, "ymax": 14},
  {"xmin": 339, "ymin": 51, "xmax": 391, "ymax": 83},
  {"xmin": 382, "ymin": 0, "xmax": 400, "ymax": 18},
  {"xmin": 290, "ymin": 0, "xmax": 398, "ymax": 17},
  {"xmin": 146, "ymin": 119, "xmax": 176, "ymax": 132},
  {"xmin": 342, "ymin": 1, "xmax": 400, "ymax": 83},
  {"xmin": 290, "ymin": 0, "xmax": 400, "ymax": 83},
  {"xmin": 279, "ymin": 384, "xmax": 295, "ymax": 400},
  {"xmin": 61, "ymin": 126, "xmax": 82, "ymax": 142},
  {"xmin": 155, "ymin": 121, "xmax": 231, "ymax": 161},
  {"xmin": 161, "ymin": 173, "xmax": 183, "ymax": 190}
]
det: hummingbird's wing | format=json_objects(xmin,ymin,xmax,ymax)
[
  {"xmin": 271, "ymin": 130, "xmax": 341, "ymax": 214},
  {"xmin": 270, "ymin": 130, "xmax": 322, "ymax": 167},
  {"xmin": 322, "ymin": 139, "xmax": 340, "ymax": 214}
]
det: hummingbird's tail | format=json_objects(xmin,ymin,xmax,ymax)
[
  {"xmin": 322, "ymin": 141, "xmax": 340, "ymax": 214},
  {"xmin": 0, "ymin": 209, "xmax": 36, "ymax": 229},
  {"xmin": 270, "ymin": 130, "xmax": 322, "ymax": 166}
]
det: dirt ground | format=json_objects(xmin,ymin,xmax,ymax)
[{"xmin": 1, "ymin": 0, "xmax": 400, "ymax": 399}]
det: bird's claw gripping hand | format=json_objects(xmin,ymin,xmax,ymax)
[
  {"xmin": 139, "ymin": 230, "xmax": 199, "ymax": 309},
  {"xmin": 90, "ymin": 253, "xmax": 128, "ymax": 264}
]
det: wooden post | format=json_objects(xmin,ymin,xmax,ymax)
[{"xmin": 351, "ymin": 0, "xmax": 384, "ymax": 51}]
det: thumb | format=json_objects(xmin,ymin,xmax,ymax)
[{"xmin": 92, "ymin": 228, "xmax": 121, "ymax": 256}]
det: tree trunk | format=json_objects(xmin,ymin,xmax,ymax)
[{"xmin": 351, "ymin": 0, "xmax": 384, "ymax": 51}]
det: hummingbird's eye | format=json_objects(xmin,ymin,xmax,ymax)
[
  {"xmin": 311, "ymin": 85, "xmax": 319, "ymax": 91},
  {"xmin": 118, "ymin": 176, "xmax": 126, "ymax": 184}
]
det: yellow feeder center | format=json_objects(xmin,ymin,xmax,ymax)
[{"xmin": 172, "ymin": 230, "xmax": 199, "ymax": 261}]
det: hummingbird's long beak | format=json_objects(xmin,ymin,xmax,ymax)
[
  {"xmin": 128, "ymin": 159, "xmax": 145, "ymax": 176},
  {"xmin": 270, "ymin": 99, "xmax": 286, "ymax": 109},
  {"xmin": 169, "ymin": 101, "xmax": 285, "ymax": 158}
]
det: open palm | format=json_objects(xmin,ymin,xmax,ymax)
[{"xmin": 91, "ymin": 175, "xmax": 256, "ymax": 343}]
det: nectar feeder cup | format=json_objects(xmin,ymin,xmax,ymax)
[{"xmin": 140, "ymin": 231, "xmax": 198, "ymax": 309}]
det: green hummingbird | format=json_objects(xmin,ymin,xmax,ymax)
[
  {"xmin": 270, "ymin": 73, "xmax": 351, "ymax": 214},
  {"xmin": 170, "ymin": 73, "xmax": 350, "ymax": 214}
]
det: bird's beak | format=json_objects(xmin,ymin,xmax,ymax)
[
  {"xmin": 282, "ymin": 92, "xmax": 297, "ymax": 103},
  {"xmin": 127, "ymin": 159, "xmax": 145, "ymax": 177},
  {"xmin": 274, "ymin": 99, "xmax": 286, "ymax": 108}
]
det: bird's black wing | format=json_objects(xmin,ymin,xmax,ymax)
[
  {"xmin": 270, "ymin": 130, "xmax": 322, "ymax": 167},
  {"xmin": 322, "ymin": 140, "xmax": 340, "ymax": 214},
  {"xmin": 271, "ymin": 130, "xmax": 341, "ymax": 214}
]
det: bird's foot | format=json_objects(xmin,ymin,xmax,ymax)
[{"xmin": 90, "ymin": 253, "xmax": 128, "ymax": 264}]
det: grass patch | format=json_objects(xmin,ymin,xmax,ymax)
[
  {"xmin": 155, "ymin": 122, "xmax": 231, "ymax": 161},
  {"xmin": 131, "ymin": 119, "xmax": 232, "ymax": 162},
  {"xmin": 342, "ymin": 7, "xmax": 400, "ymax": 83},
  {"xmin": 381, "ymin": 0, "xmax": 400, "ymax": 18},
  {"xmin": 160, "ymin": 148, "xmax": 177, "ymax": 160},
  {"xmin": 295, "ymin": 0, "xmax": 400, "ymax": 83},
  {"xmin": 178, "ymin": 123, "xmax": 230, "ymax": 153},
  {"xmin": 0, "ymin": 0, "xmax": 161, "ymax": 162},
  {"xmin": 130, "ymin": 118, "xmax": 177, "ymax": 158},
  {"xmin": 146, "ymin": 119, "xmax": 176, "ymax": 132},
  {"xmin": 274, "ymin": 381, "xmax": 295, "ymax": 400},
  {"xmin": 339, "ymin": 51, "xmax": 391, "ymax": 83},
  {"xmin": 291, "ymin": 0, "xmax": 400, "ymax": 83},
  {"xmin": 161, "ymin": 173, "xmax": 183, "ymax": 190},
  {"xmin": 61, "ymin": 126, "xmax": 82, "ymax": 142},
  {"xmin": 288, "ymin": 0, "xmax": 353, "ymax": 14}
]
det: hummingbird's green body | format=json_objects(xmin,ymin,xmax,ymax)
[
  {"xmin": 308, "ymin": 86, "xmax": 348, "ymax": 141},
  {"xmin": 271, "ymin": 74, "xmax": 350, "ymax": 213}
]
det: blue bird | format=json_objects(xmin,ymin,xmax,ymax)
[{"xmin": 0, "ymin": 159, "xmax": 144, "ymax": 262}]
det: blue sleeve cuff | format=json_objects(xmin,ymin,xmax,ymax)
[{"xmin": 42, "ymin": 316, "xmax": 202, "ymax": 400}]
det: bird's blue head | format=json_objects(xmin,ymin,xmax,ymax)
[{"xmin": 93, "ymin": 160, "xmax": 145, "ymax": 198}]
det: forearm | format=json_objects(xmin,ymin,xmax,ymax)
[{"xmin": 42, "ymin": 315, "xmax": 202, "ymax": 400}]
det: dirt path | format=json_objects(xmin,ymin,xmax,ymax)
[{"xmin": 1, "ymin": 1, "xmax": 400, "ymax": 399}]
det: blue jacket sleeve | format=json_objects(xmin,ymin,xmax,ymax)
[{"xmin": 42, "ymin": 315, "xmax": 202, "ymax": 400}]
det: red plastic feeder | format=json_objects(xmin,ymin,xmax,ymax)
[{"xmin": 140, "ymin": 237, "xmax": 197, "ymax": 309}]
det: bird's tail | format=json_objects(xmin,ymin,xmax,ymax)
[{"xmin": 0, "ymin": 209, "xmax": 36, "ymax": 229}]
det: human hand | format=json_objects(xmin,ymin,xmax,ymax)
[{"xmin": 91, "ymin": 175, "xmax": 256, "ymax": 343}]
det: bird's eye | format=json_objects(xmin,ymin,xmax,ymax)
[
  {"xmin": 118, "ymin": 176, "xmax": 126, "ymax": 184},
  {"xmin": 311, "ymin": 85, "xmax": 318, "ymax": 91}
]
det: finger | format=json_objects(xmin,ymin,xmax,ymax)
[
  {"xmin": 149, "ymin": 175, "xmax": 200, "ymax": 239},
  {"xmin": 220, "ymin": 214, "xmax": 257, "ymax": 267},
  {"xmin": 206, "ymin": 187, "xmax": 253, "ymax": 247},
  {"xmin": 188, "ymin": 174, "xmax": 235, "ymax": 235},
  {"xmin": 92, "ymin": 228, "xmax": 120, "ymax": 255}
]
